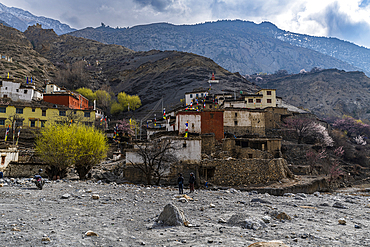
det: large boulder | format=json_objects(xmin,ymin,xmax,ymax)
[
  {"xmin": 157, "ymin": 204, "xmax": 186, "ymax": 226},
  {"xmin": 248, "ymin": 241, "xmax": 289, "ymax": 247}
]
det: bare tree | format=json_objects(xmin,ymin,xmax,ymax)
[{"xmin": 128, "ymin": 138, "xmax": 178, "ymax": 185}]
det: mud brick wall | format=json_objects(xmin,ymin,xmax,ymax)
[
  {"xmin": 201, "ymin": 134, "xmax": 215, "ymax": 154},
  {"xmin": 202, "ymin": 158, "xmax": 292, "ymax": 186},
  {"xmin": 4, "ymin": 162, "xmax": 49, "ymax": 178}
]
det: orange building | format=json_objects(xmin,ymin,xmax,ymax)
[{"xmin": 43, "ymin": 93, "xmax": 90, "ymax": 110}]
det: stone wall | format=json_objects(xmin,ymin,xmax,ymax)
[
  {"xmin": 4, "ymin": 162, "xmax": 48, "ymax": 177},
  {"xmin": 201, "ymin": 158, "xmax": 293, "ymax": 186},
  {"xmin": 201, "ymin": 134, "xmax": 215, "ymax": 154}
]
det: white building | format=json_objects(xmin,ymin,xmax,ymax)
[
  {"xmin": 126, "ymin": 137, "xmax": 201, "ymax": 165},
  {"xmin": 45, "ymin": 84, "xmax": 61, "ymax": 94},
  {"xmin": 185, "ymin": 88, "xmax": 208, "ymax": 106},
  {"xmin": 0, "ymin": 80, "xmax": 43, "ymax": 101},
  {"xmin": 0, "ymin": 147, "xmax": 19, "ymax": 172}
]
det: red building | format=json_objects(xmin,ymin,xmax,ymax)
[{"xmin": 43, "ymin": 93, "xmax": 90, "ymax": 110}]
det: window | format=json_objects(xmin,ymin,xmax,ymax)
[
  {"xmin": 235, "ymin": 113, "xmax": 238, "ymax": 117},
  {"xmin": 192, "ymin": 123, "xmax": 195, "ymax": 128},
  {"xmin": 24, "ymin": 90, "xmax": 28, "ymax": 94},
  {"xmin": 1, "ymin": 156, "xmax": 5, "ymax": 165},
  {"xmin": 3, "ymin": 95, "xmax": 7, "ymax": 98},
  {"xmin": 267, "ymin": 99, "xmax": 272, "ymax": 103},
  {"xmin": 248, "ymin": 154, "xmax": 253, "ymax": 158},
  {"xmin": 84, "ymin": 112, "xmax": 90, "ymax": 118},
  {"xmin": 248, "ymin": 99, "xmax": 253, "ymax": 103},
  {"xmin": 210, "ymin": 113, "xmax": 214, "ymax": 119},
  {"xmin": 74, "ymin": 111, "xmax": 77, "ymax": 115},
  {"xmin": 234, "ymin": 121, "xmax": 238, "ymax": 126},
  {"xmin": 0, "ymin": 119, "xmax": 4, "ymax": 125},
  {"xmin": 16, "ymin": 108, "xmax": 23, "ymax": 114},
  {"xmin": 59, "ymin": 110, "xmax": 66, "ymax": 116},
  {"xmin": 183, "ymin": 143, "xmax": 187, "ymax": 148},
  {"xmin": 0, "ymin": 107, "xmax": 6, "ymax": 113},
  {"xmin": 15, "ymin": 120, "xmax": 23, "ymax": 127},
  {"xmin": 267, "ymin": 91, "xmax": 272, "ymax": 95},
  {"xmin": 256, "ymin": 99, "xmax": 261, "ymax": 103},
  {"xmin": 196, "ymin": 94, "xmax": 199, "ymax": 98},
  {"xmin": 42, "ymin": 110, "xmax": 46, "ymax": 116},
  {"xmin": 16, "ymin": 89, "xmax": 19, "ymax": 92},
  {"xmin": 190, "ymin": 94, "xmax": 193, "ymax": 98},
  {"xmin": 30, "ymin": 120, "xmax": 35, "ymax": 127},
  {"xmin": 32, "ymin": 108, "xmax": 35, "ymax": 112},
  {"xmin": 41, "ymin": 120, "xmax": 46, "ymax": 127}
]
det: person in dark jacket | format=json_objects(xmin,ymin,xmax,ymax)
[
  {"xmin": 189, "ymin": 172, "xmax": 195, "ymax": 193},
  {"xmin": 177, "ymin": 173, "xmax": 184, "ymax": 194}
]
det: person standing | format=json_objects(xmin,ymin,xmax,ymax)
[
  {"xmin": 177, "ymin": 173, "xmax": 184, "ymax": 194},
  {"xmin": 189, "ymin": 172, "xmax": 195, "ymax": 193}
]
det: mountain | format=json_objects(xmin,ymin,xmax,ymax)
[
  {"xmin": 0, "ymin": 3, "xmax": 76, "ymax": 35},
  {"xmin": 254, "ymin": 69, "xmax": 370, "ymax": 122},
  {"xmin": 69, "ymin": 20, "xmax": 363, "ymax": 75},
  {"xmin": 21, "ymin": 24, "xmax": 255, "ymax": 114},
  {"xmin": 0, "ymin": 25, "xmax": 56, "ymax": 89}
]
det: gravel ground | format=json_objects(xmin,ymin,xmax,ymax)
[{"xmin": 1, "ymin": 178, "xmax": 370, "ymax": 246}]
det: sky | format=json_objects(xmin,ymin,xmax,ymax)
[{"xmin": 2, "ymin": 0, "xmax": 370, "ymax": 48}]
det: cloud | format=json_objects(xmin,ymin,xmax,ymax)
[{"xmin": 133, "ymin": 0, "xmax": 173, "ymax": 12}]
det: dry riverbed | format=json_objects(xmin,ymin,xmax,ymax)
[{"xmin": 0, "ymin": 178, "xmax": 370, "ymax": 246}]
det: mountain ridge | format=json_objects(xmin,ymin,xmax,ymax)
[{"xmin": 69, "ymin": 20, "xmax": 364, "ymax": 75}]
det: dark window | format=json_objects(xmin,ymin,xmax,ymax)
[
  {"xmin": 16, "ymin": 89, "xmax": 19, "ymax": 92},
  {"xmin": 3, "ymin": 95, "xmax": 7, "ymax": 98},
  {"xmin": 248, "ymin": 154, "xmax": 253, "ymax": 158},
  {"xmin": 248, "ymin": 99, "xmax": 253, "ymax": 103},
  {"xmin": 235, "ymin": 113, "xmax": 238, "ymax": 117},
  {"xmin": 267, "ymin": 99, "xmax": 272, "ymax": 103},
  {"xmin": 183, "ymin": 143, "xmax": 187, "ymax": 148},
  {"xmin": 16, "ymin": 108, "xmax": 23, "ymax": 114},
  {"xmin": 24, "ymin": 90, "xmax": 28, "ymax": 94},
  {"xmin": 210, "ymin": 113, "xmax": 214, "ymax": 119},
  {"xmin": 41, "ymin": 120, "xmax": 46, "ymax": 127},
  {"xmin": 59, "ymin": 111, "xmax": 66, "ymax": 116},
  {"xmin": 32, "ymin": 108, "xmax": 35, "ymax": 112},
  {"xmin": 30, "ymin": 120, "xmax": 35, "ymax": 127},
  {"xmin": 256, "ymin": 99, "xmax": 261, "ymax": 103},
  {"xmin": 0, "ymin": 119, "xmax": 4, "ymax": 125},
  {"xmin": 0, "ymin": 107, "xmax": 6, "ymax": 113},
  {"xmin": 190, "ymin": 94, "xmax": 193, "ymax": 98},
  {"xmin": 42, "ymin": 110, "xmax": 46, "ymax": 116},
  {"xmin": 210, "ymin": 105, "xmax": 213, "ymax": 109},
  {"xmin": 196, "ymin": 94, "xmax": 199, "ymax": 98},
  {"xmin": 234, "ymin": 121, "xmax": 238, "ymax": 126},
  {"xmin": 192, "ymin": 123, "xmax": 195, "ymax": 128},
  {"xmin": 267, "ymin": 91, "xmax": 272, "ymax": 95},
  {"xmin": 16, "ymin": 120, "xmax": 23, "ymax": 127},
  {"xmin": 84, "ymin": 112, "xmax": 90, "ymax": 118}
]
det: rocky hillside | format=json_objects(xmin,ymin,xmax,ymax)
[
  {"xmin": 254, "ymin": 69, "xmax": 370, "ymax": 121},
  {"xmin": 0, "ymin": 25, "xmax": 56, "ymax": 89},
  {"xmin": 69, "ymin": 20, "xmax": 363, "ymax": 75},
  {"xmin": 0, "ymin": 3, "xmax": 76, "ymax": 35},
  {"xmin": 22, "ymin": 25, "xmax": 255, "ymax": 114}
]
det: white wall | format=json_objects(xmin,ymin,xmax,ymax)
[
  {"xmin": 0, "ymin": 148, "xmax": 19, "ymax": 171},
  {"xmin": 176, "ymin": 114, "xmax": 201, "ymax": 134}
]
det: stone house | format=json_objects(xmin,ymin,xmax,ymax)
[{"xmin": 0, "ymin": 147, "xmax": 18, "ymax": 172}]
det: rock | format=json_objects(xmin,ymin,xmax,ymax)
[
  {"xmin": 227, "ymin": 213, "xmax": 249, "ymax": 227},
  {"xmin": 92, "ymin": 194, "xmax": 100, "ymax": 200},
  {"xmin": 355, "ymin": 224, "xmax": 361, "ymax": 228},
  {"xmin": 319, "ymin": 203, "xmax": 330, "ymax": 207},
  {"xmin": 85, "ymin": 230, "xmax": 99, "ymax": 236},
  {"xmin": 41, "ymin": 237, "xmax": 51, "ymax": 242},
  {"xmin": 210, "ymin": 204, "xmax": 216, "ymax": 208},
  {"xmin": 338, "ymin": 219, "xmax": 346, "ymax": 225},
  {"xmin": 248, "ymin": 240, "xmax": 289, "ymax": 247},
  {"xmin": 251, "ymin": 198, "xmax": 271, "ymax": 204},
  {"xmin": 270, "ymin": 211, "xmax": 291, "ymax": 221},
  {"xmin": 61, "ymin": 194, "xmax": 70, "ymax": 199},
  {"xmin": 245, "ymin": 218, "xmax": 267, "ymax": 230},
  {"xmin": 11, "ymin": 228, "xmax": 20, "ymax": 231},
  {"xmin": 333, "ymin": 202, "xmax": 347, "ymax": 209},
  {"xmin": 261, "ymin": 216, "xmax": 271, "ymax": 223},
  {"xmin": 218, "ymin": 218, "xmax": 227, "ymax": 223},
  {"xmin": 0, "ymin": 183, "xmax": 3, "ymax": 187},
  {"xmin": 283, "ymin": 193, "xmax": 295, "ymax": 197},
  {"xmin": 157, "ymin": 203, "xmax": 186, "ymax": 226},
  {"xmin": 313, "ymin": 192, "xmax": 320, "ymax": 197}
]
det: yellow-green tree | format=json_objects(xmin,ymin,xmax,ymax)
[
  {"xmin": 35, "ymin": 124, "xmax": 108, "ymax": 179},
  {"xmin": 75, "ymin": 87, "xmax": 96, "ymax": 101},
  {"xmin": 110, "ymin": 101, "xmax": 124, "ymax": 115},
  {"xmin": 117, "ymin": 92, "xmax": 141, "ymax": 111},
  {"xmin": 96, "ymin": 89, "xmax": 112, "ymax": 109}
]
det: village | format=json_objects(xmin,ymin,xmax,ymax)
[{"xmin": 0, "ymin": 70, "xmax": 333, "ymax": 195}]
